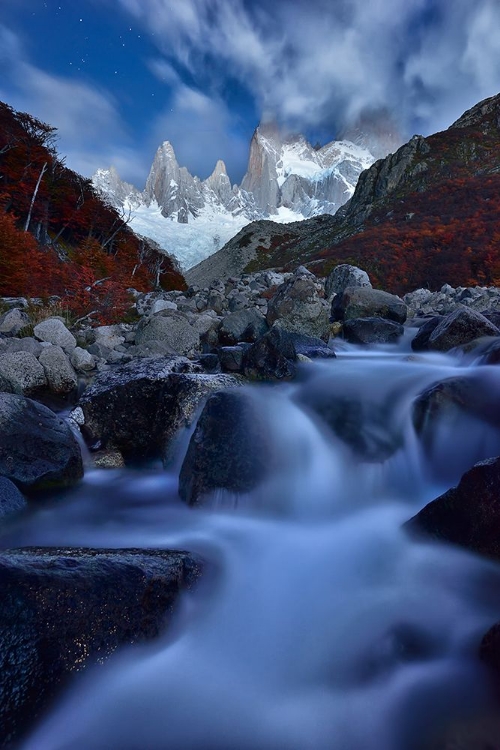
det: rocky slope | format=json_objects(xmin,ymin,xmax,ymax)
[{"xmin": 187, "ymin": 93, "xmax": 500, "ymax": 292}]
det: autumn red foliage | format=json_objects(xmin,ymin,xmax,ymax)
[{"xmin": 0, "ymin": 101, "xmax": 186, "ymax": 323}]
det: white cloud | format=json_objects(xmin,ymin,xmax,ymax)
[{"xmin": 114, "ymin": 0, "xmax": 500, "ymax": 138}]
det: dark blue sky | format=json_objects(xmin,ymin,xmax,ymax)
[{"xmin": 1, "ymin": 0, "xmax": 499, "ymax": 186}]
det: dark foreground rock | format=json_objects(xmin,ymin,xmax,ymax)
[
  {"xmin": 0, "ymin": 547, "xmax": 201, "ymax": 748},
  {"xmin": 179, "ymin": 390, "xmax": 274, "ymax": 506},
  {"xmin": 73, "ymin": 356, "xmax": 241, "ymax": 462},
  {"xmin": 0, "ymin": 394, "xmax": 83, "ymax": 494},
  {"xmin": 0, "ymin": 478, "xmax": 26, "ymax": 520},
  {"xmin": 405, "ymin": 457, "xmax": 500, "ymax": 559}
]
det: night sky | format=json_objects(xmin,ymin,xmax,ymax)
[{"xmin": 1, "ymin": 0, "xmax": 500, "ymax": 187}]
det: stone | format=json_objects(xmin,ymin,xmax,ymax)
[
  {"xmin": 410, "ymin": 316, "xmax": 442, "ymax": 351},
  {"xmin": 0, "ymin": 308, "xmax": 30, "ymax": 336},
  {"xmin": 74, "ymin": 357, "xmax": 241, "ymax": 462},
  {"xmin": 0, "ymin": 547, "xmax": 201, "ymax": 748},
  {"xmin": 218, "ymin": 346, "xmax": 248, "ymax": 373},
  {"xmin": 267, "ymin": 273, "xmax": 330, "ymax": 340},
  {"xmin": 405, "ymin": 457, "xmax": 500, "ymax": 560},
  {"xmin": 219, "ymin": 308, "xmax": 269, "ymax": 346},
  {"xmin": 70, "ymin": 346, "xmax": 96, "ymax": 372},
  {"xmin": 426, "ymin": 307, "xmax": 500, "ymax": 352},
  {"xmin": 135, "ymin": 311, "xmax": 200, "ymax": 357},
  {"xmin": 342, "ymin": 317, "xmax": 404, "ymax": 344},
  {"xmin": 332, "ymin": 287, "xmax": 407, "ymax": 324},
  {"xmin": 38, "ymin": 346, "xmax": 78, "ymax": 397},
  {"xmin": 33, "ymin": 318, "xmax": 76, "ymax": 353},
  {"xmin": 325, "ymin": 264, "xmax": 371, "ymax": 299},
  {"xmin": 150, "ymin": 299, "xmax": 178, "ymax": 314},
  {"xmin": 93, "ymin": 325, "xmax": 125, "ymax": 349},
  {"xmin": 0, "ymin": 352, "xmax": 47, "ymax": 397},
  {"xmin": 0, "ymin": 393, "xmax": 83, "ymax": 493},
  {"xmin": 0, "ymin": 337, "xmax": 43, "ymax": 357},
  {"xmin": 0, "ymin": 477, "xmax": 26, "ymax": 520},
  {"xmin": 179, "ymin": 390, "xmax": 272, "ymax": 506},
  {"xmin": 242, "ymin": 327, "xmax": 297, "ymax": 381}
]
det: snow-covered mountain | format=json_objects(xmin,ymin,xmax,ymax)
[{"xmin": 93, "ymin": 124, "xmax": 386, "ymax": 270}]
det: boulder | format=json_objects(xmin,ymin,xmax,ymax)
[
  {"xmin": 325, "ymin": 264, "xmax": 371, "ymax": 299},
  {"xmin": 135, "ymin": 310, "xmax": 200, "ymax": 357},
  {"xmin": 0, "ymin": 477, "xmax": 26, "ymax": 520},
  {"xmin": 218, "ymin": 345, "xmax": 248, "ymax": 373},
  {"xmin": 425, "ymin": 307, "xmax": 500, "ymax": 352},
  {"xmin": 33, "ymin": 318, "xmax": 76, "ymax": 353},
  {"xmin": 0, "ymin": 308, "xmax": 30, "ymax": 336},
  {"xmin": 0, "ymin": 547, "xmax": 201, "ymax": 748},
  {"xmin": 38, "ymin": 346, "xmax": 78, "ymax": 397},
  {"xmin": 0, "ymin": 337, "xmax": 43, "ymax": 357},
  {"xmin": 332, "ymin": 287, "xmax": 407, "ymax": 324},
  {"xmin": 0, "ymin": 393, "xmax": 83, "ymax": 493},
  {"xmin": 73, "ymin": 357, "xmax": 241, "ymax": 462},
  {"xmin": 242, "ymin": 327, "xmax": 297, "ymax": 381},
  {"xmin": 267, "ymin": 268, "xmax": 330, "ymax": 340},
  {"xmin": 179, "ymin": 390, "xmax": 272, "ymax": 506},
  {"xmin": 93, "ymin": 325, "xmax": 125, "ymax": 349},
  {"xmin": 342, "ymin": 317, "xmax": 404, "ymax": 345},
  {"xmin": 70, "ymin": 346, "xmax": 96, "ymax": 372},
  {"xmin": 219, "ymin": 308, "xmax": 269, "ymax": 346},
  {"xmin": 0, "ymin": 352, "xmax": 47, "ymax": 397},
  {"xmin": 405, "ymin": 457, "xmax": 500, "ymax": 559},
  {"xmin": 410, "ymin": 316, "xmax": 442, "ymax": 351}
]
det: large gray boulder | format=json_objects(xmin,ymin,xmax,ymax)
[
  {"xmin": 135, "ymin": 310, "xmax": 200, "ymax": 357},
  {"xmin": 325, "ymin": 264, "xmax": 371, "ymax": 299},
  {"xmin": 425, "ymin": 307, "xmax": 499, "ymax": 351},
  {"xmin": 33, "ymin": 318, "xmax": 76, "ymax": 353},
  {"xmin": 0, "ymin": 337, "xmax": 43, "ymax": 357},
  {"xmin": 73, "ymin": 357, "xmax": 241, "ymax": 462},
  {"xmin": 0, "ymin": 547, "xmax": 201, "ymax": 748},
  {"xmin": 267, "ymin": 267, "xmax": 330, "ymax": 340},
  {"xmin": 0, "ymin": 393, "xmax": 83, "ymax": 493},
  {"xmin": 332, "ymin": 287, "xmax": 407, "ymax": 324},
  {"xmin": 342, "ymin": 317, "xmax": 404, "ymax": 345},
  {"xmin": 38, "ymin": 346, "xmax": 78, "ymax": 397},
  {"xmin": 0, "ymin": 352, "xmax": 47, "ymax": 397}
]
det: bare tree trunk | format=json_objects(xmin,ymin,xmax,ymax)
[{"xmin": 24, "ymin": 162, "xmax": 47, "ymax": 232}]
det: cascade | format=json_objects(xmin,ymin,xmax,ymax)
[{"xmin": 9, "ymin": 336, "xmax": 500, "ymax": 749}]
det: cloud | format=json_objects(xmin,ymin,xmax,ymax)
[{"xmin": 114, "ymin": 0, "xmax": 500, "ymax": 139}]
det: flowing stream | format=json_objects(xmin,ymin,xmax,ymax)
[{"xmin": 8, "ymin": 332, "xmax": 500, "ymax": 749}]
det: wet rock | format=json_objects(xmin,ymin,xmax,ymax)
[
  {"xmin": 426, "ymin": 307, "xmax": 499, "ymax": 352},
  {"xmin": 38, "ymin": 346, "xmax": 78, "ymax": 397},
  {"xmin": 405, "ymin": 457, "xmax": 500, "ymax": 560},
  {"xmin": 325, "ymin": 264, "xmax": 371, "ymax": 299},
  {"xmin": 179, "ymin": 390, "xmax": 272, "ymax": 506},
  {"xmin": 135, "ymin": 310, "xmax": 200, "ymax": 357},
  {"xmin": 74, "ymin": 357, "xmax": 241, "ymax": 462},
  {"xmin": 218, "ymin": 345, "xmax": 248, "ymax": 373},
  {"xmin": 0, "ymin": 547, "xmax": 201, "ymax": 748},
  {"xmin": 0, "ymin": 477, "xmax": 26, "ymax": 520},
  {"xmin": 342, "ymin": 317, "xmax": 404, "ymax": 345},
  {"xmin": 219, "ymin": 308, "xmax": 269, "ymax": 346},
  {"xmin": 0, "ymin": 393, "xmax": 83, "ymax": 493},
  {"xmin": 332, "ymin": 287, "xmax": 407, "ymax": 324},
  {"xmin": 33, "ymin": 318, "xmax": 76, "ymax": 353},
  {"xmin": 410, "ymin": 316, "xmax": 442, "ymax": 351},
  {"xmin": 267, "ymin": 268, "xmax": 330, "ymax": 340},
  {"xmin": 0, "ymin": 352, "xmax": 47, "ymax": 397}
]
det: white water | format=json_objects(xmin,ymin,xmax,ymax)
[{"xmin": 12, "ymin": 336, "xmax": 500, "ymax": 749}]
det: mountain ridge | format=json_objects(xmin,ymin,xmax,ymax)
[{"xmin": 186, "ymin": 93, "xmax": 500, "ymax": 293}]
